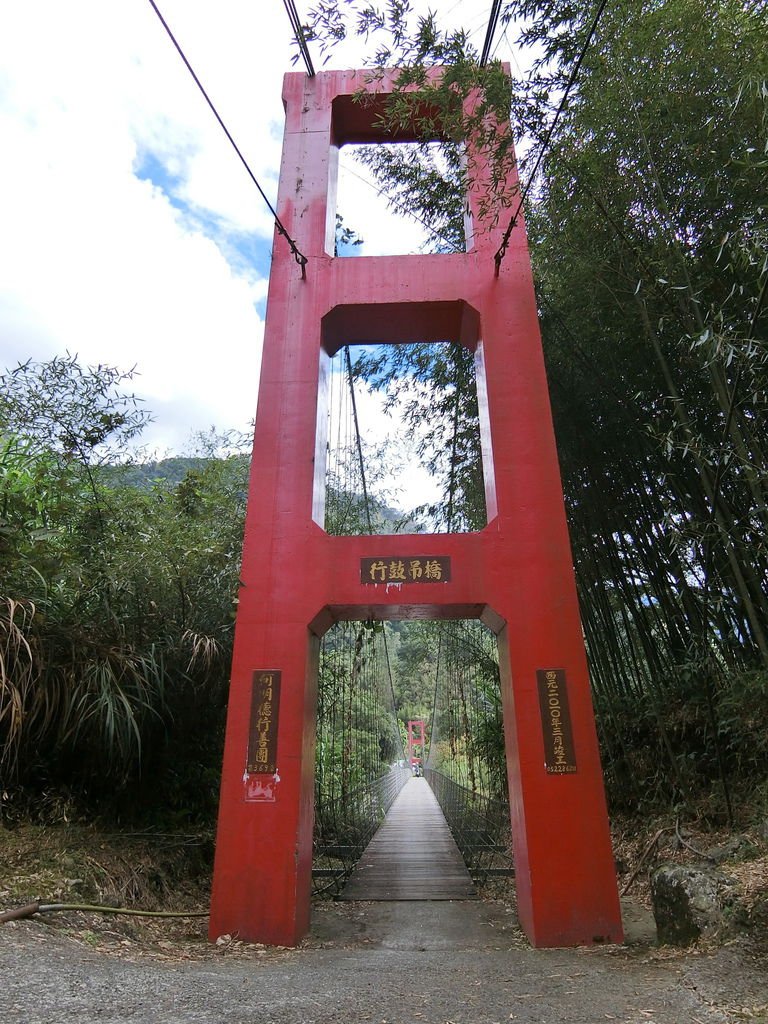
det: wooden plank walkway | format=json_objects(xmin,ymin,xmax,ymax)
[{"xmin": 339, "ymin": 777, "xmax": 477, "ymax": 901}]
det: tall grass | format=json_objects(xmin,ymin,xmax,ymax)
[
  {"xmin": 0, "ymin": 597, "xmax": 172, "ymax": 786},
  {"xmin": 0, "ymin": 598, "xmax": 36, "ymax": 775}
]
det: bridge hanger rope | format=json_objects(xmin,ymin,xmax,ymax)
[
  {"xmin": 345, "ymin": 346, "xmax": 374, "ymax": 534},
  {"xmin": 313, "ymin": 346, "xmax": 408, "ymax": 893}
]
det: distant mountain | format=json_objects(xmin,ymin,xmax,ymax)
[{"xmin": 102, "ymin": 457, "xmax": 214, "ymax": 490}]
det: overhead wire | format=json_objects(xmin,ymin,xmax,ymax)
[
  {"xmin": 146, "ymin": 0, "xmax": 308, "ymax": 277},
  {"xmin": 282, "ymin": 0, "xmax": 316, "ymax": 77},
  {"xmin": 493, "ymin": 0, "xmax": 610, "ymax": 275},
  {"xmin": 479, "ymin": 0, "xmax": 503, "ymax": 67},
  {"xmin": 492, "ymin": 20, "xmax": 524, "ymax": 75}
]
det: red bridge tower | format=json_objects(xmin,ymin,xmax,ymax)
[
  {"xmin": 209, "ymin": 67, "xmax": 623, "ymax": 948},
  {"xmin": 407, "ymin": 719, "xmax": 426, "ymax": 770}
]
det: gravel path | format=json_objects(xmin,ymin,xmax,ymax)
[{"xmin": 2, "ymin": 901, "xmax": 766, "ymax": 1024}]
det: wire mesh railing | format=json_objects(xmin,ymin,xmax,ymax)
[
  {"xmin": 425, "ymin": 620, "xmax": 514, "ymax": 880},
  {"xmin": 424, "ymin": 768, "xmax": 513, "ymax": 880},
  {"xmin": 312, "ymin": 763, "xmax": 411, "ymax": 894},
  {"xmin": 312, "ymin": 619, "xmax": 409, "ymax": 894}
]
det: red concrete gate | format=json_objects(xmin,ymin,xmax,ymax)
[
  {"xmin": 209, "ymin": 67, "xmax": 623, "ymax": 948},
  {"xmin": 407, "ymin": 719, "xmax": 426, "ymax": 771}
]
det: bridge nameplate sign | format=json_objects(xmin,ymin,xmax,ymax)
[
  {"xmin": 360, "ymin": 556, "xmax": 451, "ymax": 584},
  {"xmin": 536, "ymin": 669, "xmax": 577, "ymax": 774},
  {"xmin": 247, "ymin": 670, "xmax": 281, "ymax": 775}
]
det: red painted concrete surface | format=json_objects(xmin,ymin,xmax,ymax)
[
  {"xmin": 407, "ymin": 720, "xmax": 426, "ymax": 767},
  {"xmin": 209, "ymin": 68, "xmax": 624, "ymax": 949}
]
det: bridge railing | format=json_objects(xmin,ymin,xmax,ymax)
[
  {"xmin": 312, "ymin": 613, "xmax": 408, "ymax": 895},
  {"xmin": 313, "ymin": 762, "xmax": 411, "ymax": 894},
  {"xmin": 424, "ymin": 767, "xmax": 514, "ymax": 881}
]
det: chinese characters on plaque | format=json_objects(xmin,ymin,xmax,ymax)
[
  {"xmin": 360, "ymin": 556, "xmax": 451, "ymax": 584},
  {"xmin": 247, "ymin": 670, "xmax": 281, "ymax": 775},
  {"xmin": 536, "ymin": 668, "xmax": 577, "ymax": 774}
]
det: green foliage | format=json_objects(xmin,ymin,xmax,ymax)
[
  {"xmin": 298, "ymin": 0, "xmax": 768, "ymax": 817},
  {"xmin": 103, "ymin": 457, "xmax": 212, "ymax": 491},
  {"xmin": 4, "ymin": 1, "xmax": 768, "ymax": 831},
  {"xmin": 0, "ymin": 356, "xmax": 249, "ymax": 820},
  {"xmin": 0, "ymin": 354, "xmax": 149, "ymax": 461},
  {"xmin": 334, "ymin": 212, "xmax": 365, "ymax": 254},
  {"xmin": 524, "ymin": 0, "xmax": 768, "ymax": 738},
  {"xmin": 351, "ymin": 343, "xmax": 486, "ymax": 530},
  {"xmin": 595, "ymin": 665, "xmax": 768, "ymax": 817}
]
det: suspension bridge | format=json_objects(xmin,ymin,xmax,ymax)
[
  {"xmin": 311, "ymin": 619, "xmax": 513, "ymax": 903},
  {"xmin": 208, "ymin": 65, "xmax": 624, "ymax": 950}
]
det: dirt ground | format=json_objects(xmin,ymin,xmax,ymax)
[
  {"xmin": 1, "ymin": 822, "xmax": 767, "ymax": 1023},
  {"xmin": 1, "ymin": 898, "xmax": 768, "ymax": 1024}
]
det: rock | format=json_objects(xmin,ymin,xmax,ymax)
[
  {"xmin": 650, "ymin": 863, "xmax": 736, "ymax": 945},
  {"xmin": 704, "ymin": 835, "xmax": 758, "ymax": 864},
  {"xmin": 656, "ymin": 831, "xmax": 679, "ymax": 854}
]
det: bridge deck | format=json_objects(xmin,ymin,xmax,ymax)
[{"xmin": 339, "ymin": 777, "xmax": 477, "ymax": 901}]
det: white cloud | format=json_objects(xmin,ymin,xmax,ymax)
[
  {"xmin": 0, "ymin": 0, "xmax": 526, "ymax": 470},
  {"xmin": 0, "ymin": 0, "xmax": 282, "ymax": 451},
  {"xmin": 337, "ymin": 153, "xmax": 435, "ymax": 256}
]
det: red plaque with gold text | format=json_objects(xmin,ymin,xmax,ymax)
[
  {"xmin": 536, "ymin": 668, "xmax": 577, "ymax": 774},
  {"xmin": 247, "ymin": 671, "xmax": 281, "ymax": 774},
  {"xmin": 360, "ymin": 556, "xmax": 451, "ymax": 584}
]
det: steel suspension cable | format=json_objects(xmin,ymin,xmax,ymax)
[
  {"xmin": 282, "ymin": 0, "xmax": 316, "ymax": 77},
  {"xmin": 493, "ymin": 0, "xmax": 610, "ymax": 275},
  {"xmin": 426, "ymin": 630, "xmax": 444, "ymax": 766},
  {"xmin": 344, "ymin": 346, "xmax": 374, "ymax": 534},
  {"xmin": 479, "ymin": 0, "xmax": 503, "ymax": 67},
  {"xmin": 381, "ymin": 627, "xmax": 401, "ymax": 743},
  {"xmin": 146, "ymin": 0, "xmax": 308, "ymax": 277}
]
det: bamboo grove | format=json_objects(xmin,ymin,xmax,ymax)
[{"xmin": 304, "ymin": 0, "xmax": 768, "ymax": 818}]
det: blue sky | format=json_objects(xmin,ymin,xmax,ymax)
[{"xmin": 0, "ymin": 1, "xmax": 520, "ymax": 461}]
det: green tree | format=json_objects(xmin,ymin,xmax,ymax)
[
  {"xmin": 0, "ymin": 358, "xmax": 248, "ymax": 819},
  {"xmin": 299, "ymin": 0, "xmax": 768, "ymax": 813}
]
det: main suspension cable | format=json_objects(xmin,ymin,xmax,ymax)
[
  {"xmin": 493, "ymin": 0, "xmax": 609, "ymax": 275},
  {"xmin": 146, "ymin": 0, "xmax": 308, "ymax": 277},
  {"xmin": 479, "ymin": 0, "xmax": 503, "ymax": 67},
  {"xmin": 282, "ymin": 0, "xmax": 316, "ymax": 77}
]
